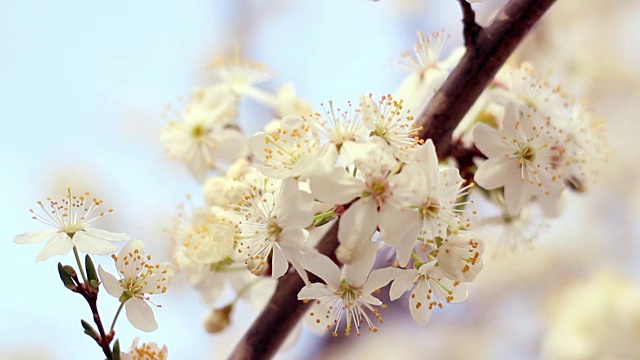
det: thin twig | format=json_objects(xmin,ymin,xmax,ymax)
[
  {"xmin": 228, "ymin": 0, "xmax": 556, "ymax": 359},
  {"xmin": 458, "ymin": 0, "xmax": 481, "ymax": 46},
  {"xmin": 417, "ymin": 0, "xmax": 556, "ymax": 158}
]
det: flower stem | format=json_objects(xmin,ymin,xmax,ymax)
[
  {"xmin": 73, "ymin": 246, "xmax": 89, "ymax": 284},
  {"xmin": 110, "ymin": 302, "xmax": 126, "ymax": 333}
]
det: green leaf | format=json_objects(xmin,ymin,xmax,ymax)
[
  {"xmin": 112, "ymin": 339, "xmax": 121, "ymax": 360},
  {"xmin": 57, "ymin": 263, "xmax": 78, "ymax": 292},
  {"xmin": 80, "ymin": 319, "xmax": 100, "ymax": 342},
  {"xmin": 85, "ymin": 255, "xmax": 99, "ymax": 290}
]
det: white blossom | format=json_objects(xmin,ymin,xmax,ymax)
[
  {"xmin": 298, "ymin": 245, "xmax": 400, "ymax": 336},
  {"xmin": 389, "ymin": 262, "xmax": 468, "ymax": 325},
  {"xmin": 395, "ymin": 32, "xmax": 464, "ymax": 115},
  {"xmin": 235, "ymin": 178, "xmax": 314, "ymax": 280},
  {"xmin": 120, "ymin": 338, "xmax": 168, "ymax": 360},
  {"xmin": 360, "ymin": 94, "xmax": 422, "ymax": 163},
  {"xmin": 473, "ymin": 102, "xmax": 564, "ymax": 216},
  {"xmin": 99, "ymin": 240, "xmax": 174, "ymax": 332},
  {"xmin": 310, "ymin": 140, "xmax": 403, "ymax": 264},
  {"xmin": 159, "ymin": 96, "xmax": 248, "ymax": 181},
  {"xmin": 380, "ymin": 139, "xmax": 471, "ymax": 266},
  {"xmin": 14, "ymin": 189, "xmax": 130, "ymax": 262},
  {"xmin": 436, "ymin": 231, "xmax": 484, "ymax": 282},
  {"xmin": 250, "ymin": 116, "xmax": 332, "ymax": 179}
]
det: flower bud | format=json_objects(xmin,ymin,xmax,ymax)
[{"xmin": 203, "ymin": 304, "xmax": 233, "ymax": 334}]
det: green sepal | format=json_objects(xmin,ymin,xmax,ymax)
[
  {"xmin": 57, "ymin": 262, "xmax": 78, "ymax": 292},
  {"xmin": 313, "ymin": 214, "xmax": 335, "ymax": 227},
  {"xmin": 80, "ymin": 319, "xmax": 100, "ymax": 342},
  {"xmin": 119, "ymin": 290, "xmax": 133, "ymax": 303},
  {"xmin": 84, "ymin": 255, "xmax": 100, "ymax": 290},
  {"xmin": 112, "ymin": 339, "xmax": 121, "ymax": 360}
]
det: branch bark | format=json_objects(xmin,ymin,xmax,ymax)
[
  {"xmin": 228, "ymin": 0, "xmax": 556, "ymax": 358},
  {"xmin": 417, "ymin": 0, "xmax": 557, "ymax": 157}
]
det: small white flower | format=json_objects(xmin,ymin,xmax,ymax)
[
  {"xmin": 250, "ymin": 116, "xmax": 331, "ymax": 179},
  {"xmin": 436, "ymin": 231, "xmax": 484, "ymax": 282},
  {"xmin": 14, "ymin": 189, "xmax": 130, "ymax": 262},
  {"xmin": 298, "ymin": 247, "xmax": 400, "ymax": 336},
  {"xmin": 99, "ymin": 240, "xmax": 174, "ymax": 332},
  {"xmin": 209, "ymin": 54, "xmax": 276, "ymax": 103},
  {"xmin": 389, "ymin": 262, "xmax": 468, "ymax": 325},
  {"xmin": 172, "ymin": 206, "xmax": 236, "ymax": 265},
  {"xmin": 380, "ymin": 139, "xmax": 471, "ymax": 266},
  {"xmin": 310, "ymin": 140, "xmax": 403, "ymax": 263},
  {"xmin": 235, "ymin": 178, "xmax": 314, "ymax": 281},
  {"xmin": 120, "ymin": 337, "xmax": 168, "ymax": 360},
  {"xmin": 304, "ymin": 100, "xmax": 367, "ymax": 150},
  {"xmin": 160, "ymin": 96, "xmax": 248, "ymax": 181},
  {"xmin": 395, "ymin": 32, "xmax": 464, "ymax": 115},
  {"xmin": 473, "ymin": 102, "xmax": 564, "ymax": 216},
  {"xmin": 360, "ymin": 94, "xmax": 422, "ymax": 163}
]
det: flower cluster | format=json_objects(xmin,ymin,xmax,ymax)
[
  {"xmin": 15, "ymin": 190, "xmax": 174, "ymax": 357},
  {"xmin": 163, "ymin": 43, "xmax": 489, "ymax": 335},
  {"xmin": 452, "ymin": 62, "xmax": 607, "ymax": 247}
]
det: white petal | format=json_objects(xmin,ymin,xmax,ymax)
[
  {"xmin": 473, "ymin": 123, "xmax": 510, "ymax": 158},
  {"xmin": 35, "ymin": 233, "xmax": 73, "ymax": 262},
  {"xmin": 125, "ymin": 298, "xmax": 158, "ymax": 332},
  {"xmin": 363, "ymin": 267, "xmax": 405, "ymax": 294},
  {"xmin": 301, "ymin": 252, "xmax": 341, "ymax": 288},
  {"xmin": 297, "ymin": 283, "xmax": 333, "ymax": 300},
  {"xmin": 409, "ymin": 280, "xmax": 433, "ymax": 325},
  {"xmin": 504, "ymin": 177, "xmax": 531, "ymax": 216},
  {"xmin": 343, "ymin": 241, "xmax": 379, "ymax": 287},
  {"xmin": 84, "ymin": 227, "xmax": 131, "ymax": 242},
  {"xmin": 389, "ymin": 269, "xmax": 419, "ymax": 301},
  {"xmin": 274, "ymin": 179, "xmax": 314, "ymax": 228},
  {"xmin": 378, "ymin": 206, "xmax": 422, "ymax": 267},
  {"xmin": 337, "ymin": 199, "xmax": 379, "ymax": 249},
  {"xmin": 474, "ymin": 157, "xmax": 514, "ymax": 190},
  {"xmin": 98, "ymin": 265, "xmax": 123, "ymax": 298},
  {"xmin": 14, "ymin": 229, "xmax": 57, "ymax": 244},
  {"xmin": 73, "ymin": 231, "xmax": 118, "ymax": 255},
  {"xmin": 309, "ymin": 168, "xmax": 363, "ymax": 205},
  {"xmin": 270, "ymin": 244, "xmax": 289, "ymax": 279}
]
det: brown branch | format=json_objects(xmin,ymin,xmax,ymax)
[
  {"xmin": 458, "ymin": 0, "xmax": 481, "ymax": 46},
  {"xmin": 228, "ymin": 222, "xmax": 340, "ymax": 360},
  {"xmin": 418, "ymin": 0, "xmax": 557, "ymax": 158},
  {"xmin": 228, "ymin": 0, "xmax": 556, "ymax": 358}
]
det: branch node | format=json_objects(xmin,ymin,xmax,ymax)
[{"xmin": 458, "ymin": 0, "xmax": 482, "ymax": 47}]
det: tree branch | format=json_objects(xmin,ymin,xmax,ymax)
[
  {"xmin": 417, "ymin": 0, "xmax": 557, "ymax": 157},
  {"xmin": 228, "ymin": 0, "xmax": 556, "ymax": 358},
  {"xmin": 458, "ymin": 0, "xmax": 481, "ymax": 46},
  {"xmin": 228, "ymin": 222, "xmax": 339, "ymax": 360}
]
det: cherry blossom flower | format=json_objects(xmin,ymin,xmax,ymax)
[
  {"xmin": 298, "ymin": 245, "xmax": 401, "ymax": 336},
  {"xmin": 436, "ymin": 231, "xmax": 484, "ymax": 282},
  {"xmin": 98, "ymin": 240, "xmax": 174, "ymax": 332},
  {"xmin": 160, "ymin": 96, "xmax": 248, "ymax": 181},
  {"xmin": 14, "ymin": 189, "xmax": 130, "ymax": 262},
  {"xmin": 380, "ymin": 139, "xmax": 471, "ymax": 266},
  {"xmin": 310, "ymin": 139, "xmax": 403, "ymax": 263},
  {"xmin": 172, "ymin": 206, "xmax": 236, "ymax": 265},
  {"xmin": 250, "ymin": 116, "xmax": 332, "ymax": 179},
  {"xmin": 473, "ymin": 102, "xmax": 564, "ymax": 216},
  {"xmin": 389, "ymin": 262, "xmax": 468, "ymax": 325},
  {"xmin": 120, "ymin": 338, "xmax": 168, "ymax": 360},
  {"xmin": 235, "ymin": 178, "xmax": 314, "ymax": 280},
  {"xmin": 395, "ymin": 32, "xmax": 464, "ymax": 115},
  {"xmin": 304, "ymin": 100, "xmax": 367, "ymax": 151},
  {"xmin": 208, "ymin": 54, "xmax": 275, "ymax": 104},
  {"xmin": 359, "ymin": 94, "xmax": 422, "ymax": 162}
]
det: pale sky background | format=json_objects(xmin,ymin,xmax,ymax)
[{"xmin": 2, "ymin": 1, "xmax": 639, "ymax": 359}]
